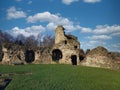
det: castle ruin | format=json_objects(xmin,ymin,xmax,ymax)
[
  {"xmin": 0, "ymin": 25, "xmax": 120, "ymax": 69},
  {"xmin": 53, "ymin": 25, "xmax": 80, "ymax": 65},
  {"xmin": 0, "ymin": 25, "xmax": 80, "ymax": 65}
]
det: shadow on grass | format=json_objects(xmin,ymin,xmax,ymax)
[
  {"xmin": 0, "ymin": 72, "xmax": 32, "ymax": 90},
  {"xmin": 0, "ymin": 78, "xmax": 12, "ymax": 90}
]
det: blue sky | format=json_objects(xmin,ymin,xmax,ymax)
[{"xmin": 0, "ymin": 0, "xmax": 120, "ymax": 52}]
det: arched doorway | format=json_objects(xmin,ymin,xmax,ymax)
[
  {"xmin": 52, "ymin": 49, "xmax": 62, "ymax": 61},
  {"xmin": 0, "ymin": 52, "xmax": 3, "ymax": 62},
  {"xmin": 71, "ymin": 55, "xmax": 77, "ymax": 65},
  {"xmin": 25, "ymin": 50, "xmax": 35, "ymax": 63},
  {"xmin": 0, "ymin": 45, "xmax": 3, "ymax": 62},
  {"xmin": 79, "ymin": 55, "xmax": 84, "ymax": 62}
]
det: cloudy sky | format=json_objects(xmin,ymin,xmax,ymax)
[{"xmin": 0, "ymin": 0, "xmax": 120, "ymax": 52}]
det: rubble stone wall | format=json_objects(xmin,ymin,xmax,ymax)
[{"xmin": 0, "ymin": 25, "xmax": 80, "ymax": 65}]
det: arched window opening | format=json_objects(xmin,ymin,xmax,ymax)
[
  {"xmin": 52, "ymin": 49, "xmax": 62, "ymax": 61},
  {"xmin": 65, "ymin": 40, "xmax": 67, "ymax": 44},
  {"xmin": 25, "ymin": 50, "xmax": 35, "ymax": 63},
  {"xmin": 79, "ymin": 55, "xmax": 84, "ymax": 61},
  {"xmin": 0, "ymin": 52, "xmax": 3, "ymax": 62},
  {"xmin": 74, "ymin": 45, "xmax": 77, "ymax": 49}
]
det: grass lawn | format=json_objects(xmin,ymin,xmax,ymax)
[{"xmin": 0, "ymin": 64, "xmax": 120, "ymax": 90}]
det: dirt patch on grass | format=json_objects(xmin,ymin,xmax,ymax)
[{"xmin": 0, "ymin": 72, "xmax": 32, "ymax": 90}]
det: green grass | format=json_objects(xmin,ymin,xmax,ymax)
[{"xmin": 0, "ymin": 64, "xmax": 120, "ymax": 90}]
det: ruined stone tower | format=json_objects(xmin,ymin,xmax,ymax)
[
  {"xmin": 52, "ymin": 25, "xmax": 80, "ymax": 65},
  {"xmin": 55, "ymin": 25, "xmax": 66, "ymax": 44}
]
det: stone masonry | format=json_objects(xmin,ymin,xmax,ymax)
[
  {"xmin": 0, "ymin": 25, "xmax": 120, "ymax": 70},
  {"xmin": 0, "ymin": 25, "xmax": 80, "ymax": 65},
  {"xmin": 52, "ymin": 25, "xmax": 80, "ymax": 64}
]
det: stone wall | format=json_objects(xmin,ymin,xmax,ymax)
[
  {"xmin": 53, "ymin": 25, "xmax": 80, "ymax": 65},
  {"xmin": 0, "ymin": 43, "xmax": 53, "ymax": 65},
  {"xmin": 0, "ymin": 25, "xmax": 80, "ymax": 65},
  {"xmin": 1, "ymin": 43, "xmax": 25, "ymax": 65},
  {"xmin": 0, "ymin": 25, "xmax": 119, "ymax": 70},
  {"xmin": 55, "ymin": 25, "xmax": 66, "ymax": 44},
  {"xmin": 80, "ymin": 46, "xmax": 120, "ymax": 69}
]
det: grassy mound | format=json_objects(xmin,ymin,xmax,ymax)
[{"xmin": 0, "ymin": 64, "xmax": 120, "ymax": 90}]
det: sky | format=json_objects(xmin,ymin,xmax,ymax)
[{"xmin": 0, "ymin": 0, "xmax": 120, "ymax": 52}]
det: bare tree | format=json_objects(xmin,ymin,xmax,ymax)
[
  {"xmin": 0, "ymin": 30, "xmax": 4, "ymax": 44},
  {"xmin": 15, "ymin": 34, "xmax": 26, "ymax": 45},
  {"xmin": 86, "ymin": 49, "xmax": 90, "ymax": 54},
  {"xmin": 37, "ymin": 33, "xmax": 43, "ymax": 46},
  {"xmin": 24, "ymin": 35, "xmax": 38, "ymax": 49},
  {"xmin": 0, "ymin": 29, "xmax": 54, "ymax": 49},
  {"xmin": 3, "ymin": 32, "xmax": 14, "ymax": 43},
  {"xmin": 42, "ymin": 34, "xmax": 54, "ymax": 47},
  {"xmin": 0, "ymin": 30, "xmax": 14, "ymax": 44}
]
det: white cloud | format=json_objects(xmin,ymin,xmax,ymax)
[
  {"xmin": 89, "ymin": 35, "xmax": 112, "ymax": 40},
  {"xmin": 79, "ymin": 25, "xmax": 120, "ymax": 38},
  {"xmin": 89, "ymin": 40, "xmax": 101, "ymax": 45},
  {"xmin": 9, "ymin": 25, "xmax": 45, "ymax": 37},
  {"xmin": 62, "ymin": 0, "xmax": 79, "ymax": 5},
  {"xmin": 28, "ymin": 1, "xmax": 32, "ymax": 4},
  {"xmin": 83, "ymin": 0, "xmax": 101, "ymax": 3},
  {"xmin": 83, "ymin": 34, "xmax": 111, "ymax": 50},
  {"xmin": 46, "ymin": 22, "xmax": 78, "ymax": 32},
  {"xmin": 108, "ymin": 43, "xmax": 120, "ymax": 52},
  {"xmin": 80, "ymin": 40, "xmax": 106, "ymax": 51},
  {"xmin": 27, "ymin": 11, "xmax": 59, "ymax": 23},
  {"xmin": 80, "ymin": 27, "xmax": 92, "ymax": 33},
  {"xmin": 111, "ymin": 32, "xmax": 120, "ymax": 37},
  {"xmin": 26, "ymin": 12, "xmax": 120, "ymax": 52},
  {"xmin": 73, "ymin": 25, "xmax": 92, "ymax": 33},
  {"xmin": 7, "ymin": 6, "xmax": 26, "ymax": 19},
  {"xmin": 27, "ymin": 11, "xmax": 80, "ymax": 32},
  {"xmin": 93, "ymin": 25, "xmax": 120, "ymax": 35},
  {"xmin": 61, "ymin": 0, "xmax": 101, "ymax": 5},
  {"xmin": 46, "ymin": 23, "xmax": 56, "ymax": 31},
  {"xmin": 80, "ymin": 24, "xmax": 120, "ymax": 52},
  {"xmin": 111, "ymin": 43, "xmax": 120, "ymax": 49}
]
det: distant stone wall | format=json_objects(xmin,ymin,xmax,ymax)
[
  {"xmin": 81, "ymin": 46, "xmax": 120, "ymax": 69},
  {"xmin": 0, "ymin": 43, "xmax": 53, "ymax": 65}
]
